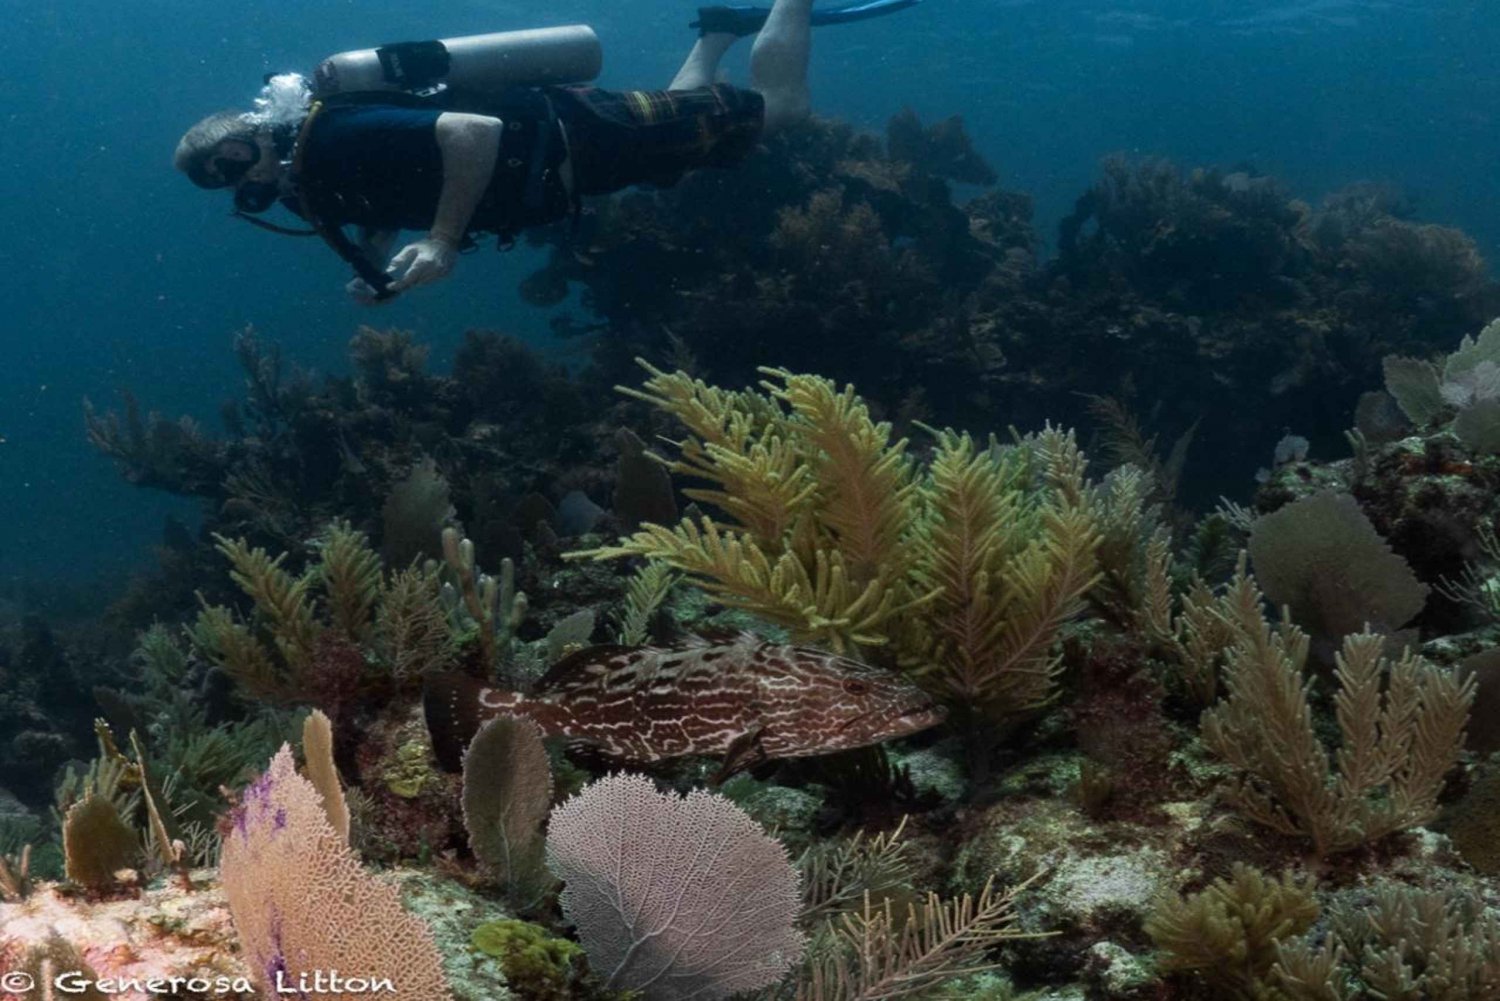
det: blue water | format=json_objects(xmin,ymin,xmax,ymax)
[{"xmin": 3, "ymin": 0, "xmax": 1499, "ymax": 588}]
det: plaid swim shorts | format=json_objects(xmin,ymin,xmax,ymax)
[{"xmin": 550, "ymin": 83, "xmax": 766, "ymax": 194}]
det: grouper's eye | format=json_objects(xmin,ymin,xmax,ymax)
[{"xmin": 843, "ymin": 679, "xmax": 870, "ymax": 695}]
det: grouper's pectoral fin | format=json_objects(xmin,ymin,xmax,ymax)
[{"xmin": 713, "ymin": 726, "xmax": 769, "ymax": 785}]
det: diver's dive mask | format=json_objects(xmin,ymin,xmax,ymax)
[
  {"xmin": 227, "ymin": 126, "xmax": 296, "ymax": 214},
  {"xmin": 210, "ymin": 149, "xmax": 257, "ymax": 187},
  {"xmin": 233, "ymin": 178, "xmax": 281, "ymax": 214}
]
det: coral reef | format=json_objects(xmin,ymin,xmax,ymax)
[
  {"xmin": 524, "ymin": 130, "xmax": 1498, "ymax": 507},
  {"xmin": 42, "ymin": 112, "xmax": 1500, "ymax": 1001},
  {"xmin": 84, "ymin": 327, "xmax": 627, "ymax": 638},
  {"xmin": 0, "ymin": 873, "xmax": 251, "ymax": 1001}
]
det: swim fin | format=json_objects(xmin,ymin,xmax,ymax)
[{"xmin": 692, "ymin": 0, "xmax": 922, "ymax": 38}]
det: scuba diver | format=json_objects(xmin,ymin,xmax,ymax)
[{"xmin": 174, "ymin": 0, "xmax": 919, "ymax": 301}]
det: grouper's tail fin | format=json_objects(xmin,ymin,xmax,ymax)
[{"xmin": 423, "ymin": 671, "xmax": 490, "ymax": 772}]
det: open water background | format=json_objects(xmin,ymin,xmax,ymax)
[{"xmin": 3, "ymin": 0, "xmax": 1499, "ymax": 590}]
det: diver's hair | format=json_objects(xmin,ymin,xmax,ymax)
[{"xmin": 174, "ymin": 111, "xmax": 256, "ymax": 188}]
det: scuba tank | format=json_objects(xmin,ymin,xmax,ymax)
[{"xmin": 313, "ymin": 25, "xmax": 602, "ymax": 104}]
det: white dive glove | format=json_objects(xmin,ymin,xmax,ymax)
[{"xmin": 384, "ymin": 236, "xmax": 459, "ymax": 293}]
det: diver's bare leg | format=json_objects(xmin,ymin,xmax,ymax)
[
  {"xmin": 670, "ymin": 33, "xmax": 738, "ymax": 90},
  {"xmin": 751, "ymin": 0, "xmax": 814, "ymax": 133}
]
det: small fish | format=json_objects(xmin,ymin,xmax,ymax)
[{"xmin": 424, "ymin": 632, "xmax": 945, "ymax": 778}]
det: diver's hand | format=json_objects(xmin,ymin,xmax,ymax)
[{"xmin": 386, "ymin": 237, "xmax": 458, "ymax": 292}]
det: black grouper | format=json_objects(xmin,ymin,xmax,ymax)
[{"xmin": 424, "ymin": 631, "xmax": 945, "ymax": 777}]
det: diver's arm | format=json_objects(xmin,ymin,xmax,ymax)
[
  {"xmin": 429, "ymin": 113, "xmax": 502, "ymax": 245},
  {"xmin": 385, "ymin": 112, "xmax": 503, "ymax": 293}
]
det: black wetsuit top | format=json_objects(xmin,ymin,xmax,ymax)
[
  {"xmin": 290, "ymin": 105, "xmax": 448, "ymax": 231},
  {"xmin": 281, "ymin": 87, "xmax": 761, "ymax": 243},
  {"xmin": 284, "ymin": 97, "xmax": 572, "ymax": 238}
]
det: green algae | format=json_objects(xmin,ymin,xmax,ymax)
[
  {"xmin": 386, "ymin": 868, "xmax": 515, "ymax": 1001},
  {"xmin": 470, "ymin": 919, "xmax": 583, "ymax": 1001},
  {"xmin": 382, "ymin": 738, "xmax": 436, "ymax": 799}
]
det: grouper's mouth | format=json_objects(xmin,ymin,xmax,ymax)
[
  {"xmin": 906, "ymin": 701, "xmax": 947, "ymax": 724},
  {"xmin": 882, "ymin": 700, "xmax": 948, "ymax": 733},
  {"xmin": 834, "ymin": 700, "xmax": 946, "ymax": 738}
]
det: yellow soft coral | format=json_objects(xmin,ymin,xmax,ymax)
[
  {"xmin": 900, "ymin": 429, "xmax": 1101, "ymax": 716},
  {"xmin": 575, "ymin": 363, "xmax": 1103, "ymax": 721}
]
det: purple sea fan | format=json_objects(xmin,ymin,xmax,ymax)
[
  {"xmin": 546, "ymin": 772, "xmax": 806, "ymax": 1000},
  {"xmin": 220, "ymin": 745, "xmax": 451, "ymax": 1000}
]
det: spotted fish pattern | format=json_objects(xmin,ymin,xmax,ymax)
[{"xmin": 423, "ymin": 632, "xmax": 945, "ymax": 776}]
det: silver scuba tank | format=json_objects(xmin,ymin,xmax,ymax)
[{"xmin": 313, "ymin": 25, "xmax": 602, "ymax": 100}]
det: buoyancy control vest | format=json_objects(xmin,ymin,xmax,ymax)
[{"xmin": 287, "ymin": 26, "xmax": 602, "ymax": 299}]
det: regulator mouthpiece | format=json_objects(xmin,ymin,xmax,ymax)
[{"xmin": 234, "ymin": 180, "xmax": 281, "ymax": 214}]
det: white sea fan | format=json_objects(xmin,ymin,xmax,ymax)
[
  {"xmin": 546, "ymin": 772, "xmax": 805, "ymax": 1001},
  {"xmin": 1441, "ymin": 359, "xmax": 1500, "ymax": 409}
]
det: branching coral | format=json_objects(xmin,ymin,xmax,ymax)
[
  {"xmin": 1147, "ymin": 553, "xmax": 1260, "ymax": 706},
  {"xmin": 1146, "ymin": 863, "xmax": 1319, "ymax": 999},
  {"xmin": 1199, "ymin": 583, "xmax": 1474, "ymax": 857},
  {"xmin": 901, "ymin": 428, "xmax": 1100, "ymax": 716},
  {"xmin": 437, "ymin": 525, "xmax": 527, "ymax": 672},
  {"xmin": 795, "ymin": 819, "xmax": 915, "ymax": 928},
  {"xmin": 1272, "ymin": 883, "xmax": 1500, "ymax": 999},
  {"xmin": 580, "ymin": 364, "xmax": 929, "ymax": 651},
  {"xmin": 795, "ymin": 876, "xmax": 1033, "ymax": 1001},
  {"xmin": 0, "ymin": 843, "xmax": 32, "ymax": 902},
  {"xmin": 574, "ymin": 364, "xmax": 1102, "ymax": 720},
  {"xmin": 612, "ymin": 560, "xmax": 679, "ymax": 645},
  {"xmin": 190, "ymin": 522, "xmax": 456, "ymax": 706},
  {"xmin": 83, "ymin": 391, "xmax": 228, "ymax": 494}
]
